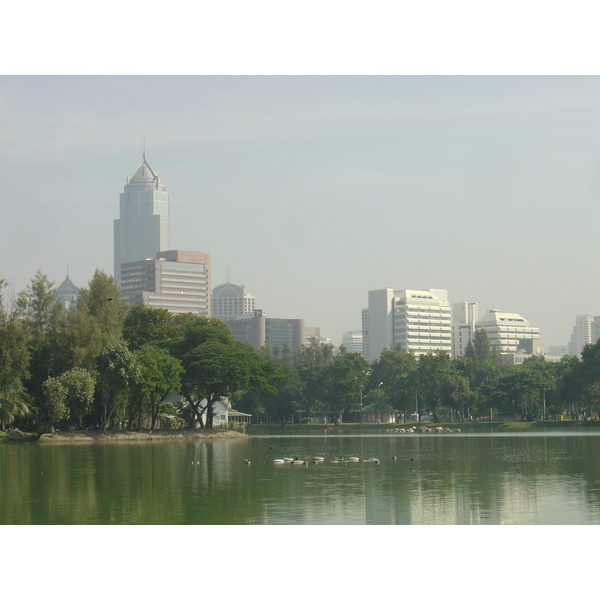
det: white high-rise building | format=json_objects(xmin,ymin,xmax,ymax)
[
  {"xmin": 451, "ymin": 302, "xmax": 478, "ymax": 358},
  {"xmin": 568, "ymin": 314, "xmax": 600, "ymax": 357},
  {"xmin": 362, "ymin": 288, "xmax": 452, "ymax": 362},
  {"xmin": 114, "ymin": 154, "xmax": 171, "ymax": 287},
  {"xmin": 476, "ymin": 310, "xmax": 540, "ymax": 355}
]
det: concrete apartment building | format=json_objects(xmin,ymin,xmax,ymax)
[
  {"xmin": 453, "ymin": 301, "xmax": 553, "ymax": 363},
  {"xmin": 362, "ymin": 288, "xmax": 452, "ymax": 362},
  {"xmin": 475, "ymin": 309, "xmax": 541, "ymax": 356},
  {"xmin": 114, "ymin": 154, "xmax": 171, "ymax": 288},
  {"xmin": 120, "ymin": 250, "xmax": 211, "ymax": 316}
]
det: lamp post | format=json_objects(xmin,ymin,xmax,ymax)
[{"xmin": 360, "ymin": 384, "xmax": 363, "ymax": 423}]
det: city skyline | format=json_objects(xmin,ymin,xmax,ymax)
[{"xmin": 3, "ymin": 76, "xmax": 600, "ymax": 348}]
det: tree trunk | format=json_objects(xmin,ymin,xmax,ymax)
[
  {"xmin": 150, "ymin": 395, "xmax": 157, "ymax": 432},
  {"xmin": 205, "ymin": 395, "xmax": 215, "ymax": 429},
  {"xmin": 184, "ymin": 393, "xmax": 204, "ymax": 429}
]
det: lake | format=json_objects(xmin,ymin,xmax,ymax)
[{"xmin": 2, "ymin": 430, "xmax": 600, "ymax": 524}]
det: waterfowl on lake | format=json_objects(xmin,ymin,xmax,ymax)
[
  {"xmin": 244, "ymin": 459, "xmax": 251, "ymax": 465},
  {"xmin": 347, "ymin": 456, "xmax": 360, "ymax": 462},
  {"xmin": 273, "ymin": 459, "xmax": 285, "ymax": 464}
]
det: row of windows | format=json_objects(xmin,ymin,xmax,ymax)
[
  {"xmin": 395, "ymin": 326, "xmax": 452, "ymax": 332},
  {"xmin": 402, "ymin": 319, "xmax": 451, "ymax": 325},
  {"xmin": 161, "ymin": 262, "xmax": 206, "ymax": 273},
  {"xmin": 159, "ymin": 275, "xmax": 207, "ymax": 283},
  {"xmin": 158, "ymin": 291, "xmax": 207, "ymax": 298},
  {"xmin": 493, "ymin": 328, "xmax": 539, "ymax": 334},
  {"xmin": 161, "ymin": 283, "xmax": 207, "ymax": 291},
  {"xmin": 147, "ymin": 300, "xmax": 208, "ymax": 308},
  {"xmin": 395, "ymin": 305, "xmax": 449, "ymax": 312}
]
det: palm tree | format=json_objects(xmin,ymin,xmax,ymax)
[{"xmin": 0, "ymin": 381, "xmax": 31, "ymax": 429}]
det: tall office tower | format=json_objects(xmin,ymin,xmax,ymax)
[
  {"xmin": 568, "ymin": 314, "xmax": 596, "ymax": 357},
  {"xmin": 120, "ymin": 250, "xmax": 211, "ymax": 316},
  {"xmin": 212, "ymin": 282, "xmax": 255, "ymax": 319},
  {"xmin": 362, "ymin": 288, "xmax": 452, "ymax": 363},
  {"xmin": 451, "ymin": 302, "xmax": 478, "ymax": 358},
  {"xmin": 476, "ymin": 309, "xmax": 540, "ymax": 355},
  {"xmin": 114, "ymin": 154, "xmax": 171, "ymax": 287}
]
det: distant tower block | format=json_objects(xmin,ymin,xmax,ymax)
[{"xmin": 120, "ymin": 250, "xmax": 211, "ymax": 316}]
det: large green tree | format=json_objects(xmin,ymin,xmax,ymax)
[
  {"xmin": 570, "ymin": 341, "xmax": 600, "ymax": 419},
  {"xmin": 59, "ymin": 367, "xmax": 96, "ymax": 430},
  {"xmin": 96, "ymin": 341, "xmax": 140, "ymax": 433},
  {"xmin": 0, "ymin": 281, "xmax": 31, "ymax": 429},
  {"xmin": 134, "ymin": 344, "xmax": 183, "ymax": 431},
  {"xmin": 291, "ymin": 339, "xmax": 335, "ymax": 419},
  {"xmin": 484, "ymin": 361, "xmax": 553, "ymax": 421},
  {"xmin": 14, "ymin": 271, "xmax": 64, "ymax": 406},
  {"xmin": 50, "ymin": 270, "xmax": 125, "ymax": 374},
  {"xmin": 414, "ymin": 352, "xmax": 470, "ymax": 422},
  {"xmin": 182, "ymin": 340, "xmax": 281, "ymax": 428},
  {"xmin": 123, "ymin": 305, "xmax": 178, "ymax": 351},
  {"xmin": 367, "ymin": 348, "xmax": 418, "ymax": 416},
  {"xmin": 260, "ymin": 361, "xmax": 302, "ymax": 425},
  {"xmin": 321, "ymin": 350, "xmax": 369, "ymax": 424}
]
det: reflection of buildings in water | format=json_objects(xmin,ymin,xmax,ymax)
[
  {"xmin": 361, "ymin": 436, "xmax": 552, "ymax": 525},
  {"xmin": 498, "ymin": 473, "xmax": 553, "ymax": 525},
  {"xmin": 188, "ymin": 441, "xmax": 241, "ymax": 492},
  {"xmin": 402, "ymin": 473, "xmax": 464, "ymax": 525}
]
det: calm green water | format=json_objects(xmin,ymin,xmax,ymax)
[{"xmin": 2, "ymin": 432, "xmax": 600, "ymax": 524}]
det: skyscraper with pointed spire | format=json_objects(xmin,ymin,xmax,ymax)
[{"xmin": 114, "ymin": 153, "xmax": 171, "ymax": 287}]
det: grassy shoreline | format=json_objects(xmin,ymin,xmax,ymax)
[
  {"xmin": 0, "ymin": 428, "xmax": 248, "ymax": 444},
  {"xmin": 3, "ymin": 419, "xmax": 599, "ymax": 444},
  {"xmin": 246, "ymin": 419, "xmax": 600, "ymax": 435}
]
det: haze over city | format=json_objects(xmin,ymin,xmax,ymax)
[{"xmin": 2, "ymin": 75, "xmax": 600, "ymax": 349}]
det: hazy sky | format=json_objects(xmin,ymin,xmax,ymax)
[{"xmin": 2, "ymin": 75, "xmax": 600, "ymax": 347}]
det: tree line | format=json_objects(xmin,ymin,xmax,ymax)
[
  {"xmin": 237, "ymin": 324, "xmax": 600, "ymax": 425},
  {"xmin": 0, "ymin": 270, "xmax": 279, "ymax": 432},
  {"xmin": 2, "ymin": 271, "xmax": 600, "ymax": 432}
]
